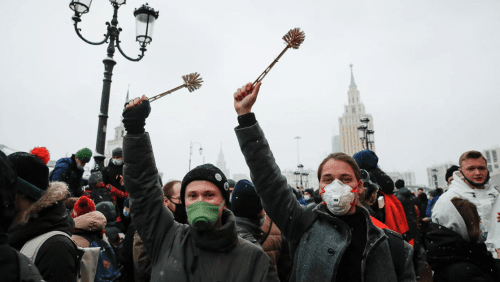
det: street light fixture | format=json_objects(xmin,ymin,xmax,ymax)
[
  {"xmin": 357, "ymin": 116, "xmax": 374, "ymax": 150},
  {"xmin": 70, "ymin": 1, "xmax": 159, "ymax": 170},
  {"xmin": 189, "ymin": 141, "xmax": 203, "ymax": 171}
]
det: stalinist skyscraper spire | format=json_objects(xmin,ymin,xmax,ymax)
[{"xmin": 338, "ymin": 65, "xmax": 375, "ymax": 156}]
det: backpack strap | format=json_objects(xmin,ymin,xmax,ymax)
[
  {"xmin": 383, "ymin": 229, "xmax": 405, "ymax": 278},
  {"xmin": 20, "ymin": 231, "xmax": 72, "ymax": 262}
]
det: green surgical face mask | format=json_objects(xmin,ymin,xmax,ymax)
[{"xmin": 186, "ymin": 200, "xmax": 225, "ymax": 231}]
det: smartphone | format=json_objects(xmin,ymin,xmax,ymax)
[{"xmin": 378, "ymin": 196, "xmax": 385, "ymax": 209}]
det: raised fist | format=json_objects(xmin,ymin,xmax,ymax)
[
  {"xmin": 122, "ymin": 95, "xmax": 151, "ymax": 134},
  {"xmin": 234, "ymin": 82, "xmax": 261, "ymax": 116}
]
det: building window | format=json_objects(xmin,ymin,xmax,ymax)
[
  {"xmin": 488, "ymin": 165, "xmax": 493, "ymax": 172},
  {"xmin": 493, "ymin": 150, "xmax": 498, "ymax": 163},
  {"xmin": 121, "ymin": 130, "xmax": 124, "ymax": 137},
  {"xmin": 486, "ymin": 151, "xmax": 491, "ymax": 162},
  {"xmin": 352, "ymin": 107, "xmax": 356, "ymax": 113},
  {"xmin": 495, "ymin": 164, "xmax": 499, "ymax": 169}
]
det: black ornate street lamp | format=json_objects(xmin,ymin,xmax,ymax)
[
  {"xmin": 70, "ymin": 0, "xmax": 159, "ymax": 170},
  {"xmin": 357, "ymin": 116, "xmax": 374, "ymax": 150}
]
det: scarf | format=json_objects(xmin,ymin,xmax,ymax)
[{"xmin": 381, "ymin": 192, "xmax": 412, "ymax": 246}]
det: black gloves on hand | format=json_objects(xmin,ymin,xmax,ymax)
[{"xmin": 122, "ymin": 99, "xmax": 151, "ymax": 134}]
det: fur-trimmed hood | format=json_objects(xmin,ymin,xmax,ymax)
[
  {"xmin": 17, "ymin": 181, "xmax": 71, "ymax": 225},
  {"xmin": 74, "ymin": 211, "xmax": 107, "ymax": 231},
  {"xmin": 8, "ymin": 182, "xmax": 75, "ymax": 250}
]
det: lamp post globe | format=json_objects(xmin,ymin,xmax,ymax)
[{"xmin": 69, "ymin": 1, "xmax": 159, "ymax": 170}]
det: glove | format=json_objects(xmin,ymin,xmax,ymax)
[{"xmin": 122, "ymin": 99, "xmax": 151, "ymax": 134}]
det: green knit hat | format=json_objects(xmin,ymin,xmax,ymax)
[{"xmin": 76, "ymin": 148, "xmax": 92, "ymax": 163}]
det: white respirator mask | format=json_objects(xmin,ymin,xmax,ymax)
[{"xmin": 321, "ymin": 180, "xmax": 358, "ymax": 216}]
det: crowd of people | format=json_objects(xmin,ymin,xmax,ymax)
[{"xmin": 1, "ymin": 83, "xmax": 500, "ymax": 281}]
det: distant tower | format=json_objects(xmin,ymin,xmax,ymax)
[
  {"xmin": 338, "ymin": 65, "xmax": 375, "ymax": 156},
  {"xmin": 216, "ymin": 144, "xmax": 230, "ymax": 179},
  {"xmin": 106, "ymin": 85, "xmax": 129, "ymax": 158}
]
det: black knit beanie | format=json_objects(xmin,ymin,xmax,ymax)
[
  {"xmin": 112, "ymin": 148, "xmax": 123, "ymax": 158},
  {"xmin": 230, "ymin": 180, "xmax": 263, "ymax": 219},
  {"xmin": 8, "ymin": 152, "xmax": 49, "ymax": 201},
  {"xmin": 445, "ymin": 165, "xmax": 459, "ymax": 182},
  {"xmin": 181, "ymin": 164, "xmax": 229, "ymax": 205},
  {"xmin": 395, "ymin": 179, "xmax": 405, "ymax": 189},
  {"xmin": 96, "ymin": 201, "xmax": 117, "ymax": 226}
]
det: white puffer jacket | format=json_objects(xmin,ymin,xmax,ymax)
[{"xmin": 433, "ymin": 171, "xmax": 500, "ymax": 248}]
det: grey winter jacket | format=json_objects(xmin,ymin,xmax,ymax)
[
  {"xmin": 235, "ymin": 121, "xmax": 416, "ymax": 282},
  {"xmin": 123, "ymin": 132, "xmax": 279, "ymax": 282}
]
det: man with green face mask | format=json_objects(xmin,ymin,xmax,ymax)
[{"xmin": 122, "ymin": 95, "xmax": 279, "ymax": 282}]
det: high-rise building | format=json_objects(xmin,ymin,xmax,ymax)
[
  {"xmin": 427, "ymin": 162, "xmax": 456, "ymax": 189},
  {"xmin": 106, "ymin": 88, "xmax": 129, "ymax": 159},
  {"xmin": 216, "ymin": 145, "xmax": 230, "ymax": 179},
  {"xmin": 482, "ymin": 147, "xmax": 500, "ymax": 175},
  {"xmin": 332, "ymin": 135, "xmax": 340, "ymax": 153},
  {"xmin": 338, "ymin": 65, "xmax": 375, "ymax": 156},
  {"xmin": 386, "ymin": 171, "xmax": 416, "ymax": 186}
]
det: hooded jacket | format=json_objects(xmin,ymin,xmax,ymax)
[
  {"xmin": 8, "ymin": 182, "xmax": 79, "ymax": 282},
  {"xmin": 50, "ymin": 155, "xmax": 84, "ymax": 197},
  {"xmin": 72, "ymin": 211, "xmax": 108, "ymax": 248},
  {"xmin": 236, "ymin": 216, "xmax": 264, "ymax": 247},
  {"xmin": 123, "ymin": 132, "xmax": 279, "ymax": 282},
  {"xmin": 235, "ymin": 121, "xmax": 415, "ymax": 282},
  {"xmin": 425, "ymin": 199, "xmax": 500, "ymax": 282},
  {"xmin": 102, "ymin": 160, "xmax": 125, "ymax": 192},
  {"xmin": 433, "ymin": 171, "xmax": 500, "ymax": 248}
]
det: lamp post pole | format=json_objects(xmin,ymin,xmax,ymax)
[
  {"xmin": 357, "ymin": 117, "xmax": 374, "ymax": 150},
  {"xmin": 70, "ymin": 1, "xmax": 159, "ymax": 170},
  {"xmin": 189, "ymin": 141, "xmax": 203, "ymax": 171}
]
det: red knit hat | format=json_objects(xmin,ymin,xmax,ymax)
[{"xmin": 72, "ymin": 196, "xmax": 96, "ymax": 218}]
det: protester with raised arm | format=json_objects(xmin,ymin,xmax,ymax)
[
  {"xmin": 122, "ymin": 95, "xmax": 278, "ymax": 281},
  {"xmin": 233, "ymin": 82, "xmax": 415, "ymax": 282}
]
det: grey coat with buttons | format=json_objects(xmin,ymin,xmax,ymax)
[{"xmin": 235, "ymin": 122, "xmax": 416, "ymax": 282}]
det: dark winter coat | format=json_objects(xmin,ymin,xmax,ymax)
[
  {"xmin": 132, "ymin": 231, "xmax": 151, "ymax": 282},
  {"xmin": 235, "ymin": 121, "xmax": 415, "ymax": 282},
  {"xmin": 236, "ymin": 216, "xmax": 264, "ymax": 247},
  {"xmin": 50, "ymin": 155, "xmax": 84, "ymax": 197},
  {"xmin": 261, "ymin": 216, "xmax": 282, "ymax": 267},
  {"xmin": 395, "ymin": 187, "xmax": 418, "ymax": 242},
  {"xmin": 424, "ymin": 222, "xmax": 500, "ymax": 282},
  {"xmin": 426, "ymin": 195, "xmax": 440, "ymax": 217},
  {"xmin": 123, "ymin": 132, "xmax": 279, "ymax": 282},
  {"xmin": 102, "ymin": 161, "xmax": 125, "ymax": 192},
  {"xmin": 8, "ymin": 182, "xmax": 78, "ymax": 282}
]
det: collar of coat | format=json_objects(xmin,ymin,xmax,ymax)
[
  {"xmin": 190, "ymin": 209, "xmax": 238, "ymax": 252},
  {"xmin": 313, "ymin": 203, "xmax": 386, "ymax": 246}
]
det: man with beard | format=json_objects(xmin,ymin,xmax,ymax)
[
  {"xmin": 123, "ymin": 95, "xmax": 278, "ymax": 281},
  {"xmin": 232, "ymin": 82, "xmax": 414, "ymax": 281},
  {"xmin": 433, "ymin": 150, "xmax": 500, "ymax": 253}
]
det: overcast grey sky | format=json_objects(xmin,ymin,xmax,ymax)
[{"xmin": 2, "ymin": 1, "xmax": 500, "ymax": 186}]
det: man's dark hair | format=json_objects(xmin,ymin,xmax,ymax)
[
  {"xmin": 162, "ymin": 180, "xmax": 180, "ymax": 198},
  {"xmin": 417, "ymin": 188, "xmax": 423, "ymax": 191},
  {"xmin": 459, "ymin": 151, "xmax": 487, "ymax": 168},
  {"xmin": 395, "ymin": 179, "xmax": 405, "ymax": 189},
  {"xmin": 317, "ymin": 153, "xmax": 361, "ymax": 182}
]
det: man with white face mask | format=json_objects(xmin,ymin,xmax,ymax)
[
  {"xmin": 233, "ymin": 82, "xmax": 415, "ymax": 281},
  {"xmin": 102, "ymin": 148, "xmax": 125, "ymax": 192}
]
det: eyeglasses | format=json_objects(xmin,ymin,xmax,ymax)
[{"xmin": 168, "ymin": 196, "xmax": 181, "ymax": 204}]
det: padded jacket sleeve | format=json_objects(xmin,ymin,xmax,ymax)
[
  {"xmin": 123, "ymin": 132, "xmax": 179, "ymax": 263},
  {"xmin": 235, "ymin": 122, "xmax": 316, "ymax": 243}
]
